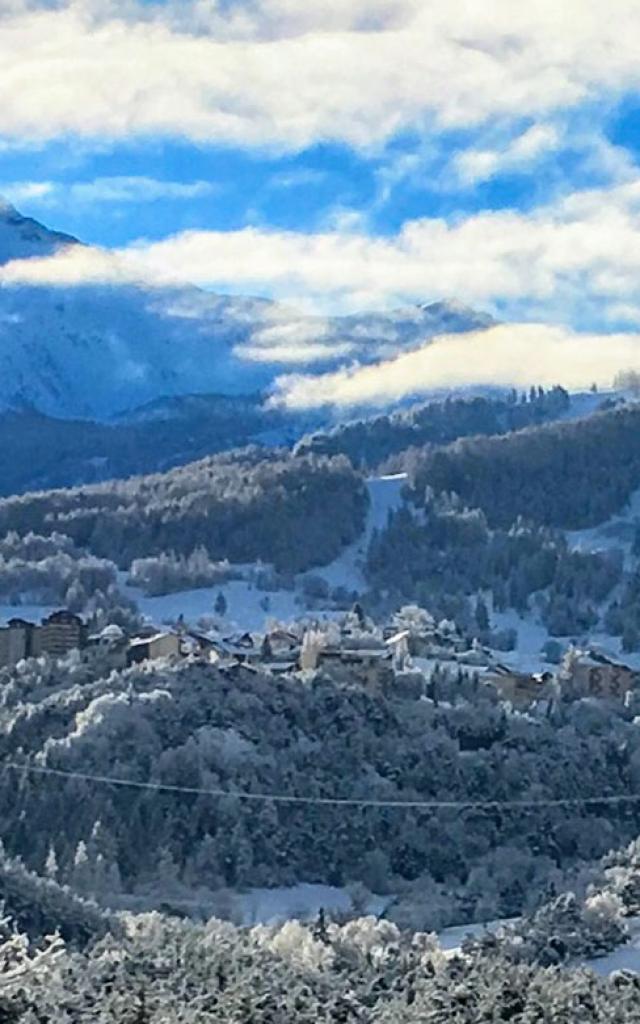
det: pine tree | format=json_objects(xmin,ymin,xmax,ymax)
[{"xmin": 475, "ymin": 596, "xmax": 490, "ymax": 632}]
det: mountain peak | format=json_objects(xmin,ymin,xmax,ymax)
[{"xmin": 0, "ymin": 200, "xmax": 78, "ymax": 265}]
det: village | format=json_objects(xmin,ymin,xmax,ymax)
[{"xmin": 0, "ymin": 603, "xmax": 635, "ymax": 709}]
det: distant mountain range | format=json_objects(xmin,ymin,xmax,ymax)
[{"xmin": 0, "ymin": 202, "xmax": 494, "ymax": 420}]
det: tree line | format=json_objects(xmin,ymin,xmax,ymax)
[
  {"xmin": 0, "ymin": 448, "xmax": 368, "ymax": 574},
  {"xmin": 296, "ymin": 386, "xmax": 571, "ymax": 470},
  {"xmin": 405, "ymin": 401, "xmax": 638, "ymax": 531},
  {"xmin": 4, "ymin": 649, "xmax": 640, "ymax": 934}
]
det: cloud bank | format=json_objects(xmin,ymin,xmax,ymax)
[
  {"xmin": 4, "ymin": 177, "xmax": 640, "ymax": 328},
  {"xmin": 2, "ymin": 1, "xmax": 640, "ymax": 149},
  {"xmin": 270, "ymin": 323, "xmax": 640, "ymax": 409}
]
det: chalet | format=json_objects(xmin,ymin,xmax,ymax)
[
  {"xmin": 300, "ymin": 630, "xmax": 393, "ymax": 691},
  {"xmin": 127, "ymin": 632, "xmax": 181, "ymax": 665},
  {"xmin": 182, "ymin": 631, "xmax": 221, "ymax": 662},
  {"xmin": 384, "ymin": 630, "xmax": 411, "ymax": 670},
  {"xmin": 265, "ymin": 629, "xmax": 300, "ymax": 657},
  {"xmin": 220, "ymin": 633, "xmax": 256, "ymax": 660},
  {"xmin": 85, "ymin": 623, "xmax": 129, "ymax": 668}
]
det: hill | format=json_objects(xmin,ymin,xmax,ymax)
[
  {"xmin": 0, "ymin": 398, "xmax": 288, "ymax": 497},
  {"xmin": 296, "ymin": 386, "xmax": 572, "ymax": 469},
  {"xmin": 406, "ymin": 400, "xmax": 640, "ymax": 530},
  {"xmin": 0, "ymin": 447, "xmax": 368, "ymax": 573}
]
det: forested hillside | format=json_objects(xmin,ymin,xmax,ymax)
[
  {"xmin": 363, "ymin": 406, "xmax": 640, "ymax": 638},
  {"xmin": 3, "ymin": 842, "xmax": 640, "ymax": 1024},
  {"xmin": 4, "ymin": 653, "xmax": 640, "ymax": 1021},
  {"xmin": 407, "ymin": 402, "xmax": 640, "ymax": 530},
  {"xmin": 4, "ymin": 652, "xmax": 640, "ymax": 931},
  {"xmin": 366, "ymin": 497, "xmax": 619, "ymax": 637},
  {"xmin": 296, "ymin": 386, "xmax": 572, "ymax": 470},
  {"xmin": 0, "ymin": 398, "xmax": 286, "ymax": 496},
  {"xmin": 2, "ymin": 845, "xmax": 640, "ymax": 1024},
  {"xmin": 0, "ymin": 449, "xmax": 367, "ymax": 573}
]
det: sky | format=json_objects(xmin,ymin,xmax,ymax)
[{"xmin": 2, "ymin": 0, "xmax": 640, "ymax": 407}]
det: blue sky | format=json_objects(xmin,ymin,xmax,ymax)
[
  {"xmin": 2, "ymin": 105, "xmax": 635, "ymax": 249},
  {"xmin": 2, "ymin": 1, "xmax": 640, "ymax": 340}
]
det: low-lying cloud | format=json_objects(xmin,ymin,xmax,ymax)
[
  {"xmin": 269, "ymin": 323, "xmax": 640, "ymax": 409},
  {"xmin": 4, "ymin": 178, "xmax": 640, "ymax": 330},
  {"xmin": 235, "ymin": 319, "xmax": 354, "ymax": 364}
]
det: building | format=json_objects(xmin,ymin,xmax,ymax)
[
  {"xmin": 38, "ymin": 610, "xmax": 87, "ymax": 658},
  {"xmin": 384, "ymin": 629, "xmax": 411, "ymax": 670},
  {"xmin": 0, "ymin": 617, "xmax": 37, "ymax": 667},
  {"xmin": 484, "ymin": 664, "xmax": 555, "ymax": 708},
  {"xmin": 127, "ymin": 632, "xmax": 181, "ymax": 665},
  {"xmin": 300, "ymin": 630, "xmax": 393, "ymax": 691},
  {"xmin": 182, "ymin": 631, "xmax": 221, "ymax": 662},
  {"xmin": 217, "ymin": 633, "xmax": 261, "ymax": 665},
  {"xmin": 561, "ymin": 649, "xmax": 635, "ymax": 701},
  {"xmin": 265, "ymin": 629, "xmax": 300, "ymax": 658},
  {"xmin": 85, "ymin": 623, "xmax": 129, "ymax": 668}
]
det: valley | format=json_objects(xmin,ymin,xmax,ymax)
[{"xmin": 5, "ymin": 2, "xmax": 640, "ymax": 1018}]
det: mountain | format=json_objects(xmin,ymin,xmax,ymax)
[
  {"xmin": 0, "ymin": 202, "xmax": 494, "ymax": 420},
  {"xmin": 0, "ymin": 398, "xmax": 292, "ymax": 496},
  {"xmin": 0, "ymin": 200, "xmax": 78, "ymax": 263}
]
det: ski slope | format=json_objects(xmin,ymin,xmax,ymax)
[
  {"xmin": 317, "ymin": 473, "xmax": 407, "ymax": 593},
  {"xmin": 121, "ymin": 474, "xmax": 408, "ymax": 632}
]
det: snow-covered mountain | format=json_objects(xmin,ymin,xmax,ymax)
[
  {"xmin": 0, "ymin": 200, "xmax": 78, "ymax": 263},
  {"xmin": 0, "ymin": 203, "xmax": 494, "ymax": 419}
]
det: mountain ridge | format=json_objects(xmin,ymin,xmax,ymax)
[{"xmin": 0, "ymin": 202, "xmax": 495, "ymax": 420}]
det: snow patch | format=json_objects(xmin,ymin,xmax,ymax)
[
  {"xmin": 238, "ymin": 883, "xmax": 390, "ymax": 926},
  {"xmin": 580, "ymin": 916, "xmax": 640, "ymax": 975},
  {"xmin": 317, "ymin": 473, "xmax": 407, "ymax": 593}
]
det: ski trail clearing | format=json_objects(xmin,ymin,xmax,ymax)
[{"xmin": 317, "ymin": 474, "xmax": 408, "ymax": 593}]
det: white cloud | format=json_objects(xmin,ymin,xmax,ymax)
[
  {"xmin": 2, "ymin": 1, "xmax": 640, "ymax": 149},
  {"xmin": 0, "ymin": 176, "xmax": 216, "ymax": 207},
  {"xmin": 234, "ymin": 317, "xmax": 354, "ymax": 363},
  {"xmin": 454, "ymin": 123, "xmax": 561, "ymax": 185},
  {"xmin": 267, "ymin": 169, "xmax": 327, "ymax": 190},
  {"xmin": 236, "ymin": 340, "xmax": 354, "ymax": 364},
  {"xmin": 4, "ymin": 177, "xmax": 640, "ymax": 329},
  {"xmin": 1, "ymin": 181, "xmax": 55, "ymax": 204},
  {"xmin": 269, "ymin": 323, "xmax": 640, "ymax": 409}
]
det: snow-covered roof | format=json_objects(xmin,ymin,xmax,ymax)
[
  {"xmin": 384, "ymin": 630, "xmax": 410, "ymax": 646},
  {"xmin": 100, "ymin": 624, "xmax": 125, "ymax": 640},
  {"xmin": 129, "ymin": 632, "xmax": 175, "ymax": 648}
]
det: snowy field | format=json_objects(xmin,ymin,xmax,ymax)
[
  {"xmin": 109, "ymin": 872, "xmax": 640, "ymax": 976},
  {"xmin": 437, "ymin": 917, "xmax": 515, "ymax": 953},
  {"xmin": 237, "ymin": 884, "xmax": 390, "ymax": 926},
  {"xmin": 581, "ymin": 917, "xmax": 640, "ymax": 975},
  {"xmin": 122, "ymin": 576, "xmax": 302, "ymax": 635},
  {"xmin": 121, "ymin": 473, "xmax": 408, "ymax": 634}
]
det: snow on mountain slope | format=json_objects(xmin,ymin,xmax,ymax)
[
  {"xmin": 315, "ymin": 473, "xmax": 408, "ymax": 593},
  {"xmin": 0, "ymin": 200, "xmax": 78, "ymax": 263},
  {"xmin": 0, "ymin": 202, "xmax": 494, "ymax": 419}
]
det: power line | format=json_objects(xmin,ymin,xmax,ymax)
[{"xmin": 4, "ymin": 760, "xmax": 640, "ymax": 812}]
